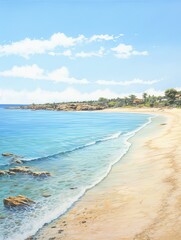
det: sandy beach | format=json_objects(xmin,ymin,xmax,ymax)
[{"xmin": 35, "ymin": 108, "xmax": 181, "ymax": 240}]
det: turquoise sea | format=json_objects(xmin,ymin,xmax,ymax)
[{"xmin": 0, "ymin": 105, "xmax": 153, "ymax": 240}]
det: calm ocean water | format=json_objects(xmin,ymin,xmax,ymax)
[{"xmin": 0, "ymin": 105, "xmax": 152, "ymax": 240}]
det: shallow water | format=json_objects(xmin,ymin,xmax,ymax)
[{"xmin": 0, "ymin": 106, "xmax": 152, "ymax": 240}]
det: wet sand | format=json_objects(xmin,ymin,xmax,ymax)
[{"xmin": 36, "ymin": 108, "xmax": 181, "ymax": 240}]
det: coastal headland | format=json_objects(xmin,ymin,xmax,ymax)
[{"xmin": 35, "ymin": 108, "xmax": 181, "ymax": 240}]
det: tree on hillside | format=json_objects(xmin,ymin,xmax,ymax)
[
  {"xmin": 165, "ymin": 88, "xmax": 177, "ymax": 104},
  {"xmin": 147, "ymin": 95, "xmax": 157, "ymax": 107},
  {"xmin": 143, "ymin": 93, "xmax": 148, "ymax": 103},
  {"xmin": 98, "ymin": 97, "xmax": 109, "ymax": 107},
  {"xmin": 129, "ymin": 95, "xmax": 136, "ymax": 105}
]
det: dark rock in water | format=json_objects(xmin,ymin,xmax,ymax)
[
  {"xmin": 2, "ymin": 153, "xmax": 24, "ymax": 165},
  {"xmin": 8, "ymin": 171, "xmax": 16, "ymax": 175},
  {"xmin": 2, "ymin": 153, "xmax": 14, "ymax": 157},
  {"xmin": 11, "ymin": 154, "xmax": 25, "ymax": 164},
  {"xmin": 9, "ymin": 167, "xmax": 51, "ymax": 177},
  {"xmin": 3, "ymin": 195, "xmax": 35, "ymax": 207},
  {"xmin": 32, "ymin": 172, "xmax": 51, "ymax": 177},
  {"xmin": 0, "ymin": 214, "xmax": 6, "ymax": 219},
  {"xmin": 0, "ymin": 170, "xmax": 16, "ymax": 176},
  {"xmin": 2, "ymin": 153, "xmax": 24, "ymax": 163},
  {"xmin": 13, "ymin": 159, "xmax": 23, "ymax": 164},
  {"xmin": 42, "ymin": 193, "xmax": 51, "ymax": 198},
  {"xmin": 0, "ymin": 166, "xmax": 51, "ymax": 178},
  {"xmin": 2, "ymin": 152, "xmax": 23, "ymax": 158},
  {"xmin": 9, "ymin": 166, "xmax": 32, "ymax": 174},
  {"xmin": 0, "ymin": 170, "xmax": 7, "ymax": 176}
]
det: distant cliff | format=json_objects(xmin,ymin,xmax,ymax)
[{"xmin": 17, "ymin": 102, "xmax": 106, "ymax": 111}]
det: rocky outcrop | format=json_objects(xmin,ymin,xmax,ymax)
[
  {"xmin": 9, "ymin": 167, "xmax": 51, "ymax": 177},
  {"xmin": 32, "ymin": 171, "xmax": 51, "ymax": 177},
  {"xmin": 76, "ymin": 104, "xmax": 104, "ymax": 111},
  {"xmin": 2, "ymin": 152, "xmax": 24, "ymax": 164},
  {"xmin": 0, "ymin": 170, "xmax": 16, "ymax": 176},
  {"xmin": 9, "ymin": 166, "xmax": 32, "ymax": 174},
  {"xmin": 8, "ymin": 171, "xmax": 16, "ymax": 175},
  {"xmin": 3, "ymin": 195, "xmax": 35, "ymax": 207},
  {"xmin": 13, "ymin": 159, "xmax": 23, "ymax": 164},
  {"xmin": 2, "ymin": 152, "xmax": 14, "ymax": 157},
  {"xmin": 0, "ymin": 166, "xmax": 51, "ymax": 178},
  {"xmin": 0, "ymin": 170, "xmax": 9, "ymax": 176},
  {"xmin": 13, "ymin": 102, "xmax": 106, "ymax": 111},
  {"xmin": 42, "ymin": 193, "xmax": 51, "ymax": 198}
]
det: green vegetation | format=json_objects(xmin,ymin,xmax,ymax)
[
  {"xmin": 99, "ymin": 89, "xmax": 181, "ymax": 108},
  {"xmin": 19, "ymin": 88, "xmax": 181, "ymax": 111},
  {"xmin": 97, "ymin": 88, "xmax": 181, "ymax": 108}
]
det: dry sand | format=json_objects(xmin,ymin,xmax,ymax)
[{"xmin": 36, "ymin": 108, "xmax": 181, "ymax": 240}]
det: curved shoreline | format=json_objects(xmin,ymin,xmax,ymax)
[
  {"xmin": 27, "ymin": 111, "xmax": 153, "ymax": 239},
  {"xmin": 36, "ymin": 108, "xmax": 181, "ymax": 240}
]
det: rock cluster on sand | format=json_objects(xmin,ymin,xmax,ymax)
[{"xmin": 3, "ymin": 195, "xmax": 35, "ymax": 207}]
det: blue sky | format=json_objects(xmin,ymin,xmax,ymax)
[{"xmin": 0, "ymin": 0, "xmax": 180, "ymax": 103}]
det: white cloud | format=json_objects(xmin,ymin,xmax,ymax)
[
  {"xmin": 48, "ymin": 50, "xmax": 72, "ymax": 57},
  {"xmin": 0, "ymin": 87, "xmax": 165, "ymax": 104},
  {"xmin": 143, "ymin": 88, "xmax": 180, "ymax": 97},
  {"xmin": 0, "ymin": 64, "xmax": 44, "ymax": 79},
  {"xmin": 0, "ymin": 65, "xmax": 89, "ymax": 84},
  {"xmin": 143, "ymin": 88, "xmax": 164, "ymax": 97},
  {"xmin": 0, "ymin": 64, "xmax": 160, "ymax": 87},
  {"xmin": 75, "ymin": 47, "xmax": 105, "ymax": 58},
  {"xmin": 0, "ymin": 32, "xmax": 149, "ymax": 61},
  {"xmin": 49, "ymin": 47, "xmax": 105, "ymax": 58},
  {"xmin": 111, "ymin": 43, "xmax": 148, "ymax": 59},
  {"xmin": 0, "ymin": 33, "xmax": 85, "ymax": 58},
  {"xmin": 89, "ymin": 34, "xmax": 124, "ymax": 42},
  {"xmin": 0, "ymin": 88, "xmax": 121, "ymax": 104},
  {"xmin": 0, "ymin": 33, "xmax": 124, "ymax": 58},
  {"xmin": 89, "ymin": 34, "xmax": 114, "ymax": 42},
  {"xmin": 46, "ymin": 67, "xmax": 88, "ymax": 84},
  {"xmin": 96, "ymin": 78, "xmax": 159, "ymax": 86}
]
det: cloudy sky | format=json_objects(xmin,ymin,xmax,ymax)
[{"xmin": 0, "ymin": 0, "xmax": 180, "ymax": 103}]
